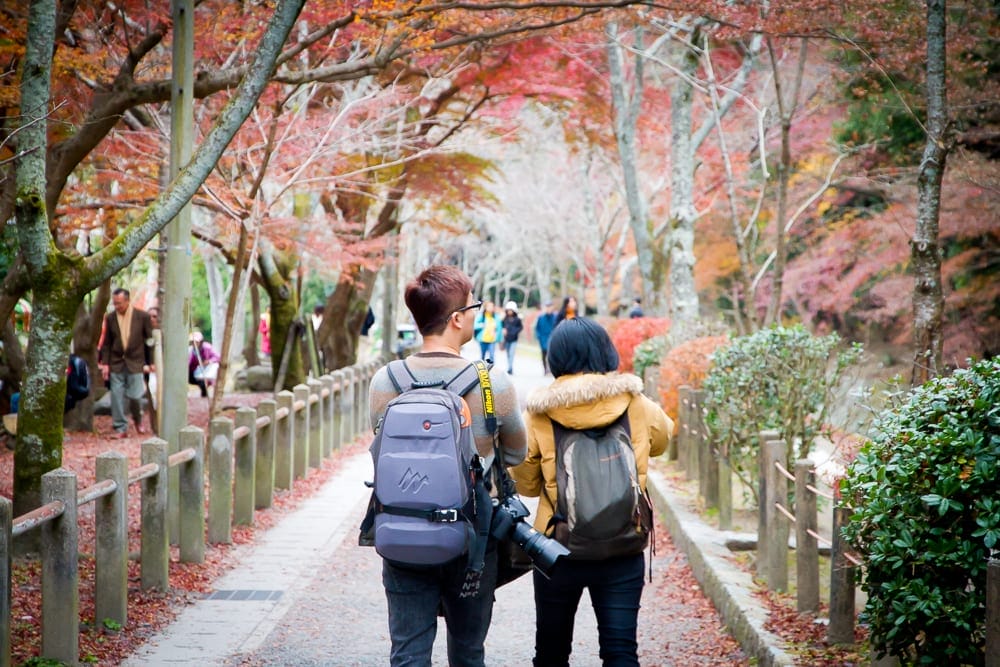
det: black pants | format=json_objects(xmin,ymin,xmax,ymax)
[{"xmin": 188, "ymin": 370, "xmax": 208, "ymax": 397}]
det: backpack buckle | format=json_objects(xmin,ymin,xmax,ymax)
[{"xmin": 431, "ymin": 509, "xmax": 460, "ymax": 522}]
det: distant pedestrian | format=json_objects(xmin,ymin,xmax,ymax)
[
  {"xmin": 473, "ymin": 301, "xmax": 502, "ymax": 362},
  {"xmin": 367, "ymin": 265, "xmax": 526, "ymax": 667},
  {"xmin": 259, "ymin": 312, "xmax": 271, "ymax": 358},
  {"xmin": 65, "ymin": 353, "xmax": 91, "ymax": 413},
  {"xmin": 188, "ymin": 331, "xmax": 221, "ymax": 398},
  {"xmin": 534, "ymin": 302, "xmax": 557, "ymax": 375},
  {"xmin": 628, "ymin": 298, "xmax": 644, "ymax": 318},
  {"xmin": 501, "ymin": 301, "xmax": 523, "ymax": 375},
  {"xmin": 510, "ymin": 317, "xmax": 673, "ymax": 666},
  {"xmin": 99, "ymin": 288, "xmax": 154, "ymax": 438},
  {"xmin": 361, "ymin": 306, "xmax": 375, "ymax": 336},
  {"xmin": 555, "ymin": 295, "xmax": 578, "ymax": 325},
  {"xmin": 312, "ymin": 304, "xmax": 324, "ymax": 331}
]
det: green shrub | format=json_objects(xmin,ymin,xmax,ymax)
[
  {"xmin": 840, "ymin": 357, "xmax": 1000, "ymax": 666},
  {"xmin": 633, "ymin": 334, "xmax": 669, "ymax": 382},
  {"xmin": 702, "ymin": 325, "xmax": 862, "ymax": 499}
]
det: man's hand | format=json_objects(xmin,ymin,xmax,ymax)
[
  {"xmin": 99, "ymin": 364, "xmax": 109, "ymax": 381},
  {"xmin": 142, "ymin": 364, "xmax": 152, "ymax": 374}
]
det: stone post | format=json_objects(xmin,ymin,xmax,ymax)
[
  {"xmin": 233, "ymin": 407, "xmax": 257, "ymax": 527},
  {"xmin": 41, "ymin": 469, "xmax": 78, "ymax": 663},
  {"xmin": 274, "ymin": 390, "xmax": 294, "ymax": 490},
  {"xmin": 96, "ymin": 452, "xmax": 128, "ymax": 626},
  {"xmin": 208, "ymin": 418, "xmax": 233, "ymax": 544},
  {"xmin": 255, "ymin": 399, "xmax": 277, "ymax": 509},
  {"xmin": 178, "ymin": 426, "xmax": 205, "ymax": 563},
  {"xmin": 141, "ymin": 439, "xmax": 169, "ymax": 591}
]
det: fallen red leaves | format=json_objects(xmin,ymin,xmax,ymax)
[
  {"xmin": 756, "ymin": 588, "xmax": 869, "ymax": 666},
  {"xmin": 1, "ymin": 393, "xmax": 370, "ymax": 665}
]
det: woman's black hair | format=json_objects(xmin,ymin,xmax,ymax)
[{"xmin": 546, "ymin": 317, "xmax": 619, "ymax": 378}]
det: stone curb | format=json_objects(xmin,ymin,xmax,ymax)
[{"xmin": 646, "ymin": 467, "xmax": 797, "ymax": 667}]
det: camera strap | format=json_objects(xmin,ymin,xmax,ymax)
[{"xmin": 472, "ymin": 360, "xmax": 517, "ymax": 500}]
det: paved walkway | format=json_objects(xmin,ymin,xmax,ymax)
[{"xmin": 123, "ymin": 342, "xmax": 751, "ymax": 666}]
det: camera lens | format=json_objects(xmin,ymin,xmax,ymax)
[{"xmin": 510, "ymin": 520, "xmax": 570, "ymax": 577}]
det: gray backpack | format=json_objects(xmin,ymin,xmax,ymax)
[
  {"xmin": 361, "ymin": 360, "xmax": 492, "ymax": 571},
  {"xmin": 548, "ymin": 411, "xmax": 653, "ymax": 560}
]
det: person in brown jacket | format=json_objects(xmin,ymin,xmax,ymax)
[{"xmin": 99, "ymin": 288, "xmax": 154, "ymax": 438}]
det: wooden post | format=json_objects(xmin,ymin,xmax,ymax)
[
  {"xmin": 293, "ymin": 384, "xmax": 310, "ymax": 480},
  {"xmin": 828, "ymin": 505, "xmax": 856, "ymax": 644},
  {"xmin": 321, "ymin": 375, "xmax": 335, "ymax": 457},
  {"xmin": 233, "ymin": 407, "xmax": 257, "ymax": 527},
  {"xmin": 704, "ymin": 436, "xmax": 719, "ymax": 510},
  {"xmin": 1, "ymin": 496, "xmax": 10, "ymax": 667},
  {"xmin": 255, "ymin": 399, "xmax": 277, "ymax": 509},
  {"xmin": 208, "ymin": 418, "xmax": 234, "ymax": 544},
  {"xmin": 689, "ymin": 390, "xmax": 704, "ymax": 487},
  {"xmin": 308, "ymin": 379, "xmax": 323, "ymax": 469},
  {"xmin": 41, "ymin": 468, "xmax": 78, "ymax": 663},
  {"xmin": 178, "ymin": 426, "xmax": 205, "ymax": 563},
  {"xmin": 678, "ymin": 386, "xmax": 692, "ymax": 478},
  {"xmin": 794, "ymin": 460, "xmax": 819, "ymax": 613},
  {"xmin": 331, "ymin": 370, "xmax": 345, "ymax": 451},
  {"xmin": 764, "ymin": 438, "xmax": 788, "ymax": 592},
  {"xmin": 274, "ymin": 390, "xmax": 294, "ymax": 490},
  {"xmin": 141, "ymin": 439, "xmax": 169, "ymax": 591},
  {"xmin": 96, "ymin": 451, "xmax": 128, "ymax": 626},
  {"xmin": 987, "ymin": 559, "xmax": 1000, "ymax": 666},
  {"xmin": 718, "ymin": 454, "xmax": 732, "ymax": 531},
  {"xmin": 756, "ymin": 429, "xmax": 781, "ymax": 574}
]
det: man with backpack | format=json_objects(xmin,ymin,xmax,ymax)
[{"xmin": 366, "ymin": 264, "xmax": 527, "ymax": 667}]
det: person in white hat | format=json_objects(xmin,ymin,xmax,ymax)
[{"xmin": 501, "ymin": 301, "xmax": 523, "ymax": 375}]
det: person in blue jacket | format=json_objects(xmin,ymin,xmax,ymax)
[{"xmin": 534, "ymin": 301, "xmax": 557, "ymax": 375}]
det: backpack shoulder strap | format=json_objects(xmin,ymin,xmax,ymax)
[
  {"xmin": 444, "ymin": 362, "xmax": 481, "ymax": 398},
  {"xmin": 385, "ymin": 359, "xmax": 417, "ymax": 393},
  {"xmin": 552, "ymin": 408, "xmax": 631, "ymax": 441}
]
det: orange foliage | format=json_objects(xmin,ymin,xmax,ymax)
[
  {"xmin": 658, "ymin": 336, "xmax": 730, "ymax": 422},
  {"xmin": 609, "ymin": 317, "xmax": 670, "ymax": 373}
]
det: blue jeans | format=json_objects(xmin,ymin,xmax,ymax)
[
  {"xmin": 532, "ymin": 553, "xmax": 645, "ymax": 667},
  {"xmin": 383, "ymin": 549, "xmax": 498, "ymax": 667},
  {"xmin": 478, "ymin": 341, "xmax": 496, "ymax": 362},
  {"xmin": 504, "ymin": 341, "xmax": 517, "ymax": 373}
]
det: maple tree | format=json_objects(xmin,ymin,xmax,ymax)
[{"xmin": 2, "ymin": 0, "xmax": 673, "ymax": 516}]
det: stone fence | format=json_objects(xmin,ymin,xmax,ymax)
[{"xmin": 0, "ymin": 359, "xmax": 382, "ymax": 667}]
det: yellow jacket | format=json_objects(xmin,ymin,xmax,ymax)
[{"xmin": 509, "ymin": 372, "xmax": 673, "ymax": 534}]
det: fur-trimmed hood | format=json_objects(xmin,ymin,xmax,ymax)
[{"xmin": 525, "ymin": 372, "xmax": 644, "ymax": 430}]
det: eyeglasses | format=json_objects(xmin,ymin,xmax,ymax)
[{"xmin": 452, "ymin": 300, "xmax": 483, "ymax": 316}]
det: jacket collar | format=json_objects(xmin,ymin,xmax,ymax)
[{"xmin": 525, "ymin": 372, "xmax": 643, "ymax": 420}]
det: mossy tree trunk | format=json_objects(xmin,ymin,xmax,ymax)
[
  {"xmin": 259, "ymin": 246, "xmax": 305, "ymax": 391},
  {"xmin": 320, "ymin": 268, "xmax": 377, "ymax": 370},
  {"xmin": 11, "ymin": 0, "xmax": 304, "ymax": 518}
]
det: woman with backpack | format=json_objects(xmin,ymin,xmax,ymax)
[{"xmin": 510, "ymin": 317, "xmax": 673, "ymax": 666}]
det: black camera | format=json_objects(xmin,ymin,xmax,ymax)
[{"xmin": 491, "ymin": 495, "xmax": 569, "ymax": 577}]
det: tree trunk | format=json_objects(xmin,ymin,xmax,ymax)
[
  {"xmin": 10, "ymin": 0, "xmax": 305, "ymax": 514},
  {"xmin": 259, "ymin": 246, "xmax": 305, "ymax": 391},
  {"xmin": 764, "ymin": 38, "xmax": 808, "ymax": 326},
  {"xmin": 320, "ymin": 268, "xmax": 377, "ymax": 370},
  {"xmin": 607, "ymin": 23, "xmax": 661, "ymax": 314},
  {"xmin": 63, "ymin": 299, "xmax": 103, "ymax": 432},
  {"xmin": 668, "ymin": 34, "xmax": 701, "ymax": 331},
  {"xmin": 243, "ymin": 281, "xmax": 262, "ymax": 368},
  {"xmin": 209, "ymin": 223, "xmax": 253, "ymax": 417},
  {"xmin": 911, "ymin": 0, "xmax": 948, "ymax": 384}
]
